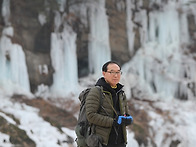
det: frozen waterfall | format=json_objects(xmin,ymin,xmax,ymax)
[
  {"xmin": 123, "ymin": 0, "xmax": 196, "ymax": 100},
  {"xmin": 50, "ymin": 10, "xmax": 78, "ymax": 97},
  {"xmin": 0, "ymin": 27, "xmax": 30, "ymax": 95},
  {"xmin": 0, "ymin": 0, "xmax": 30, "ymax": 96},
  {"xmin": 88, "ymin": 0, "xmax": 111, "ymax": 76}
]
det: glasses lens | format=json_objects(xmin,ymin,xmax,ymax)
[{"xmin": 107, "ymin": 71, "xmax": 122, "ymax": 75}]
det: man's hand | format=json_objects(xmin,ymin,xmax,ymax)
[
  {"xmin": 122, "ymin": 115, "xmax": 133, "ymax": 126},
  {"xmin": 118, "ymin": 115, "xmax": 133, "ymax": 126},
  {"xmin": 113, "ymin": 115, "xmax": 133, "ymax": 126}
]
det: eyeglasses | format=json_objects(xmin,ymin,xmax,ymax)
[{"xmin": 106, "ymin": 71, "xmax": 122, "ymax": 75}]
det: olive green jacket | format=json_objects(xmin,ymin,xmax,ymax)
[{"xmin": 85, "ymin": 86, "xmax": 129, "ymax": 145}]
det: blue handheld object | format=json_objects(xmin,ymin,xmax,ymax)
[{"xmin": 117, "ymin": 115, "xmax": 133, "ymax": 124}]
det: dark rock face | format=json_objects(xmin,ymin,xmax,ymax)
[
  {"xmin": 106, "ymin": 0, "xmax": 130, "ymax": 65},
  {"xmin": 25, "ymin": 50, "xmax": 54, "ymax": 93},
  {"xmin": 10, "ymin": 1, "xmax": 44, "ymax": 52}
]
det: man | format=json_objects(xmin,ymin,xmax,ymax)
[{"xmin": 86, "ymin": 61, "xmax": 132, "ymax": 147}]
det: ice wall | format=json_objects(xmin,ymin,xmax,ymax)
[
  {"xmin": 124, "ymin": 0, "xmax": 196, "ymax": 100},
  {"xmin": 88, "ymin": 0, "xmax": 111, "ymax": 76},
  {"xmin": 0, "ymin": 0, "xmax": 30, "ymax": 96}
]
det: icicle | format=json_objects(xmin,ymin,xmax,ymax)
[
  {"xmin": 126, "ymin": 0, "xmax": 135, "ymax": 55},
  {"xmin": 2, "ymin": 0, "xmax": 10, "ymax": 26}
]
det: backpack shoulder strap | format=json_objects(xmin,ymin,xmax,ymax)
[
  {"xmin": 94, "ymin": 86, "xmax": 103, "ymax": 112},
  {"xmin": 90, "ymin": 86, "xmax": 103, "ymax": 134}
]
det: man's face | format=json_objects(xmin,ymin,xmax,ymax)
[{"xmin": 103, "ymin": 63, "xmax": 121, "ymax": 87}]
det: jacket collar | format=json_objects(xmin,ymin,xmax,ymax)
[{"xmin": 95, "ymin": 77, "xmax": 123, "ymax": 94}]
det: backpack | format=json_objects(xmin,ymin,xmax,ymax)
[{"xmin": 75, "ymin": 86, "xmax": 103, "ymax": 147}]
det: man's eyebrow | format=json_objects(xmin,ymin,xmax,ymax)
[{"xmin": 108, "ymin": 69, "xmax": 121, "ymax": 71}]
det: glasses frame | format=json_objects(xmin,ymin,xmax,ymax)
[{"xmin": 106, "ymin": 71, "xmax": 122, "ymax": 75}]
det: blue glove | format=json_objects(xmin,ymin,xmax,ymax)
[{"xmin": 117, "ymin": 115, "xmax": 133, "ymax": 125}]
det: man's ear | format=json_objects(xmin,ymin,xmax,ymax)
[{"xmin": 102, "ymin": 71, "xmax": 106, "ymax": 76}]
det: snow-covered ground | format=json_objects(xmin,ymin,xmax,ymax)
[
  {"xmin": 126, "ymin": 98, "xmax": 196, "ymax": 147},
  {"xmin": 0, "ymin": 94, "xmax": 77, "ymax": 147},
  {"xmin": 1, "ymin": 86, "xmax": 196, "ymax": 147},
  {"xmin": 148, "ymin": 99, "xmax": 196, "ymax": 147}
]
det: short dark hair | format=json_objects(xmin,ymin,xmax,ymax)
[{"xmin": 102, "ymin": 61, "xmax": 121, "ymax": 72}]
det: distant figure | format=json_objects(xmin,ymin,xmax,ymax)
[{"xmin": 86, "ymin": 61, "xmax": 133, "ymax": 147}]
